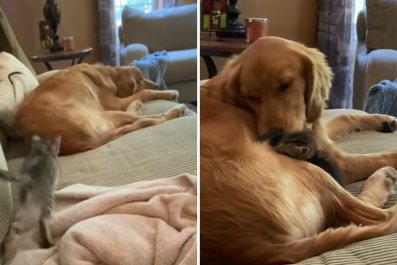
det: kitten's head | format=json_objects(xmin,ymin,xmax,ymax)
[{"xmin": 30, "ymin": 135, "xmax": 61, "ymax": 156}]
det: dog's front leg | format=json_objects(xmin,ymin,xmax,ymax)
[
  {"xmin": 119, "ymin": 90, "xmax": 179, "ymax": 110},
  {"xmin": 312, "ymin": 118, "xmax": 397, "ymax": 184},
  {"xmin": 325, "ymin": 113, "xmax": 396, "ymax": 141},
  {"xmin": 310, "ymin": 120, "xmax": 397, "ymax": 184}
]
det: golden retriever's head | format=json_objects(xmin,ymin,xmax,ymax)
[
  {"xmin": 78, "ymin": 64, "xmax": 157, "ymax": 97},
  {"xmin": 205, "ymin": 37, "xmax": 332, "ymax": 137},
  {"xmin": 113, "ymin": 66, "xmax": 157, "ymax": 97}
]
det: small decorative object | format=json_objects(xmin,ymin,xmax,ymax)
[
  {"xmin": 38, "ymin": 21, "xmax": 52, "ymax": 49},
  {"xmin": 245, "ymin": 17, "xmax": 268, "ymax": 43},
  {"xmin": 219, "ymin": 0, "xmax": 227, "ymax": 29},
  {"xmin": 62, "ymin": 36, "xmax": 74, "ymax": 52},
  {"xmin": 209, "ymin": 1, "xmax": 221, "ymax": 30},
  {"xmin": 226, "ymin": 0, "xmax": 244, "ymax": 31},
  {"xmin": 43, "ymin": 0, "xmax": 63, "ymax": 52},
  {"xmin": 216, "ymin": 0, "xmax": 245, "ymax": 38}
]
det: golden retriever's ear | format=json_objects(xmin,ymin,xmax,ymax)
[
  {"xmin": 204, "ymin": 56, "xmax": 242, "ymax": 104},
  {"xmin": 81, "ymin": 65, "xmax": 117, "ymax": 90},
  {"xmin": 303, "ymin": 48, "xmax": 333, "ymax": 123}
]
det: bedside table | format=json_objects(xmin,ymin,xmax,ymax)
[
  {"xmin": 201, "ymin": 35, "xmax": 250, "ymax": 78},
  {"xmin": 31, "ymin": 47, "xmax": 93, "ymax": 70}
]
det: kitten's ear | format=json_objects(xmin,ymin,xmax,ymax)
[{"xmin": 51, "ymin": 136, "xmax": 62, "ymax": 155}]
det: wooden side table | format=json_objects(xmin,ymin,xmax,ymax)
[
  {"xmin": 31, "ymin": 47, "xmax": 93, "ymax": 70},
  {"xmin": 200, "ymin": 36, "xmax": 250, "ymax": 78}
]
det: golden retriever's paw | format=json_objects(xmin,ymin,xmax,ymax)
[
  {"xmin": 167, "ymin": 90, "xmax": 179, "ymax": 101},
  {"xmin": 126, "ymin": 100, "xmax": 143, "ymax": 114},
  {"xmin": 165, "ymin": 104, "xmax": 186, "ymax": 119},
  {"xmin": 134, "ymin": 100, "xmax": 144, "ymax": 112},
  {"xmin": 381, "ymin": 166, "xmax": 397, "ymax": 192},
  {"xmin": 380, "ymin": 119, "xmax": 397, "ymax": 133},
  {"xmin": 360, "ymin": 166, "xmax": 397, "ymax": 208}
]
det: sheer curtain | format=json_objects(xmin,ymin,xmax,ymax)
[
  {"xmin": 317, "ymin": 0, "xmax": 355, "ymax": 109},
  {"xmin": 98, "ymin": 0, "xmax": 118, "ymax": 66},
  {"xmin": 153, "ymin": 0, "xmax": 195, "ymax": 9}
]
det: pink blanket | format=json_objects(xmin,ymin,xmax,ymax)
[{"xmin": 9, "ymin": 174, "xmax": 197, "ymax": 265}]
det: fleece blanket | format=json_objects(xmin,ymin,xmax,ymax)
[
  {"xmin": 364, "ymin": 78, "xmax": 397, "ymax": 116},
  {"xmin": 8, "ymin": 174, "xmax": 197, "ymax": 265},
  {"xmin": 132, "ymin": 51, "xmax": 169, "ymax": 90}
]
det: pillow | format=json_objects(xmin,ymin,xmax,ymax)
[
  {"xmin": 366, "ymin": 0, "xmax": 397, "ymax": 50},
  {"xmin": 0, "ymin": 52, "xmax": 38, "ymax": 140}
]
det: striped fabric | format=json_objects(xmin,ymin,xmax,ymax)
[
  {"xmin": 366, "ymin": 0, "xmax": 397, "ymax": 51},
  {"xmin": 300, "ymin": 234, "xmax": 397, "ymax": 265},
  {"xmin": 0, "ymin": 143, "xmax": 11, "ymax": 244}
]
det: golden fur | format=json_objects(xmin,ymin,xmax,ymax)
[
  {"xmin": 200, "ymin": 37, "xmax": 397, "ymax": 264},
  {"xmin": 17, "ymin": 64, "xmax": 186, "ymax": 155}
]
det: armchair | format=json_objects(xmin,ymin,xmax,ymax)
[
  {"xmin": 119, "ymin": 4, "xmax": 197, "ymax": 103},
  {"xmin": 352, "ymin": 2, "xmax": 397, "ymax": 109}
]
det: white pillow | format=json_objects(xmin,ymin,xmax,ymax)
[{"xmin": 0, "ymin": 52, "xmax": 38, "ymax": 136}]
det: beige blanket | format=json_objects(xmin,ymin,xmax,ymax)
[{"xmin": 9, "ymin": 174, "xmax": 197, "ymax": 265}]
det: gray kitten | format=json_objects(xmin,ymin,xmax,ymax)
[{"xmin": 0, "ymin": 135, "xmax": 61, "ymax": 264}]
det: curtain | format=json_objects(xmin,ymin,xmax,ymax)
[
  {"xmin": 317, "ymin": 0, "xmax": 355, "ymax": 109},
  {"xmin": 98, "ymin": 0, "xmax": 117, "ymax": 66}
]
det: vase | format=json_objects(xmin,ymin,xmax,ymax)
[{"xmin": 226, "ymin": 0, "xmax": 244, "ymax": 31}]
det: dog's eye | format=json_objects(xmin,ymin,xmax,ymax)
[{"xmin": 279, "ymin": 83, "xmax": 289, "ymax": 92}]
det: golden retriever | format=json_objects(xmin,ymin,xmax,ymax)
[
  {"xmin": 16, "ymin": 63, "xmax": 186, "ymax": 155},
  {"xmin": 200, "ymin": 37, "xmax": 397, "ymax": 265}
]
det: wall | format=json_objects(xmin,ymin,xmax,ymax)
[
  {"xmin": 0, "ymin": 0, "xmax": 99, "ymax": 74},
  {"xmin": 200, "ymin": 0, "xmax": 318, "ymax": 79}
]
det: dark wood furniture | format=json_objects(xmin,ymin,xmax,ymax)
[
  {"xmin": 31, "ymin": 47, "xmax": 93, "ymax": 70},
  {"xmin": 200, "ymin": 35, "xmax": 250, "ymax": 78}
]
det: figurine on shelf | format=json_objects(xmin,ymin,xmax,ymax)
[
  {"xmin": 43, "ymin": 0, "xmax": 63, "ymax": 52},
  {"xmin": 210, "ymin": 0, "xmax": 221, "ymax": 31}
]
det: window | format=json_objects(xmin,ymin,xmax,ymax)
[
  {"xmin": 114, "ymin": 0, "xmax": 153, "ymax": 26},
  {"xmin": 351, "ymin": 0, "xmax": 365, "ymax": 44},
  {"xmin": 354, "ymin": 0, "xmax": 365, "ymax": 21}
]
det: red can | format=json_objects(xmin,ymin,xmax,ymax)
[
  {"xmin": 62, "ymin": 36, "xmax": 75, "ymax": 52},
  {"xmin": 245, "ymin": 18, "xmax": 268, "ymax": 43}
]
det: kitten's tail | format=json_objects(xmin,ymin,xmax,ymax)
[{"xmin": 0, "ymin": 169, "xmax": 21, "ymax": 182}]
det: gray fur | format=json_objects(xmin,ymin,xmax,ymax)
[{"xmin": 0, "ymin": 135, "xmax": 61, "ymax": 264}]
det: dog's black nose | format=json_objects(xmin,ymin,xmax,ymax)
[{"xmin": 260, "ymin": 128, "xmax": 284, "ymax": 145}]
